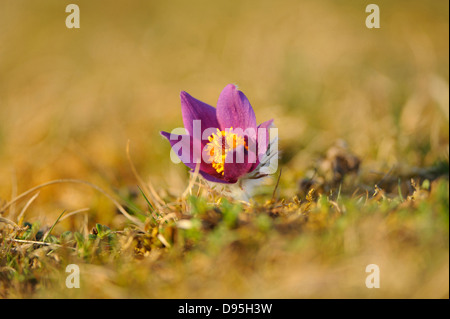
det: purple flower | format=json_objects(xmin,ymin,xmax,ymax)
[{"xmin": 161, "ymin": 84, "xmax": 274, "ymax": 184}]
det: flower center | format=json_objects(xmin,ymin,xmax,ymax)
[{"xmin": 204, "ymin": 128, "xmax": 246, "ymax": 175}]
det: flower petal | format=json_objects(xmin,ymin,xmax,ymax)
[
  {"xmin": 199, "ymin": 171, "xmax": 233, "ymax": 184},
  {"xmin": 160, "ymin": 131, "xmax": 218, "ymax": 176},
  {"xmin": 180, "ymin": 91, "xmax": 220, "ymax": 136},
  {"xmin": 247, "ymin": 119, "xmax": 274, "ymax": 172},
  {"xmin": 216, "ymin": 84, "xmax": 257, "ymax": 131},
  {"xmin": 223, "ymin": 145, "xmax": 255, "ymax": 183}
]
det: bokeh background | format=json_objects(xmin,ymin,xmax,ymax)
[
  {"xmin": 0, "ymin": 0, "xmax": 448, "ymax": 298},
  {"xmin": 1, "ymin": 0, "xmax": 449, "ymax": 223}
]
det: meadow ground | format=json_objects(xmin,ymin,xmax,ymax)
[{"xmin": 0, "ymin": 0, "xmax": 448, "ymax": 298}]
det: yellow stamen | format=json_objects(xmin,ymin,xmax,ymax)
[{"xmin": 204, "ymin": 128, "xmax": 246, "ymax": 175}]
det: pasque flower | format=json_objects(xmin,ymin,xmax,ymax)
[{"xmin": 161, "ymin": 84, "xmax": 274, "ymax": 184}]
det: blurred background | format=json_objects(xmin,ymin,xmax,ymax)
[{"xmin": 0, "ymin": 0, "xmax": 448, "ymax": 225}]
